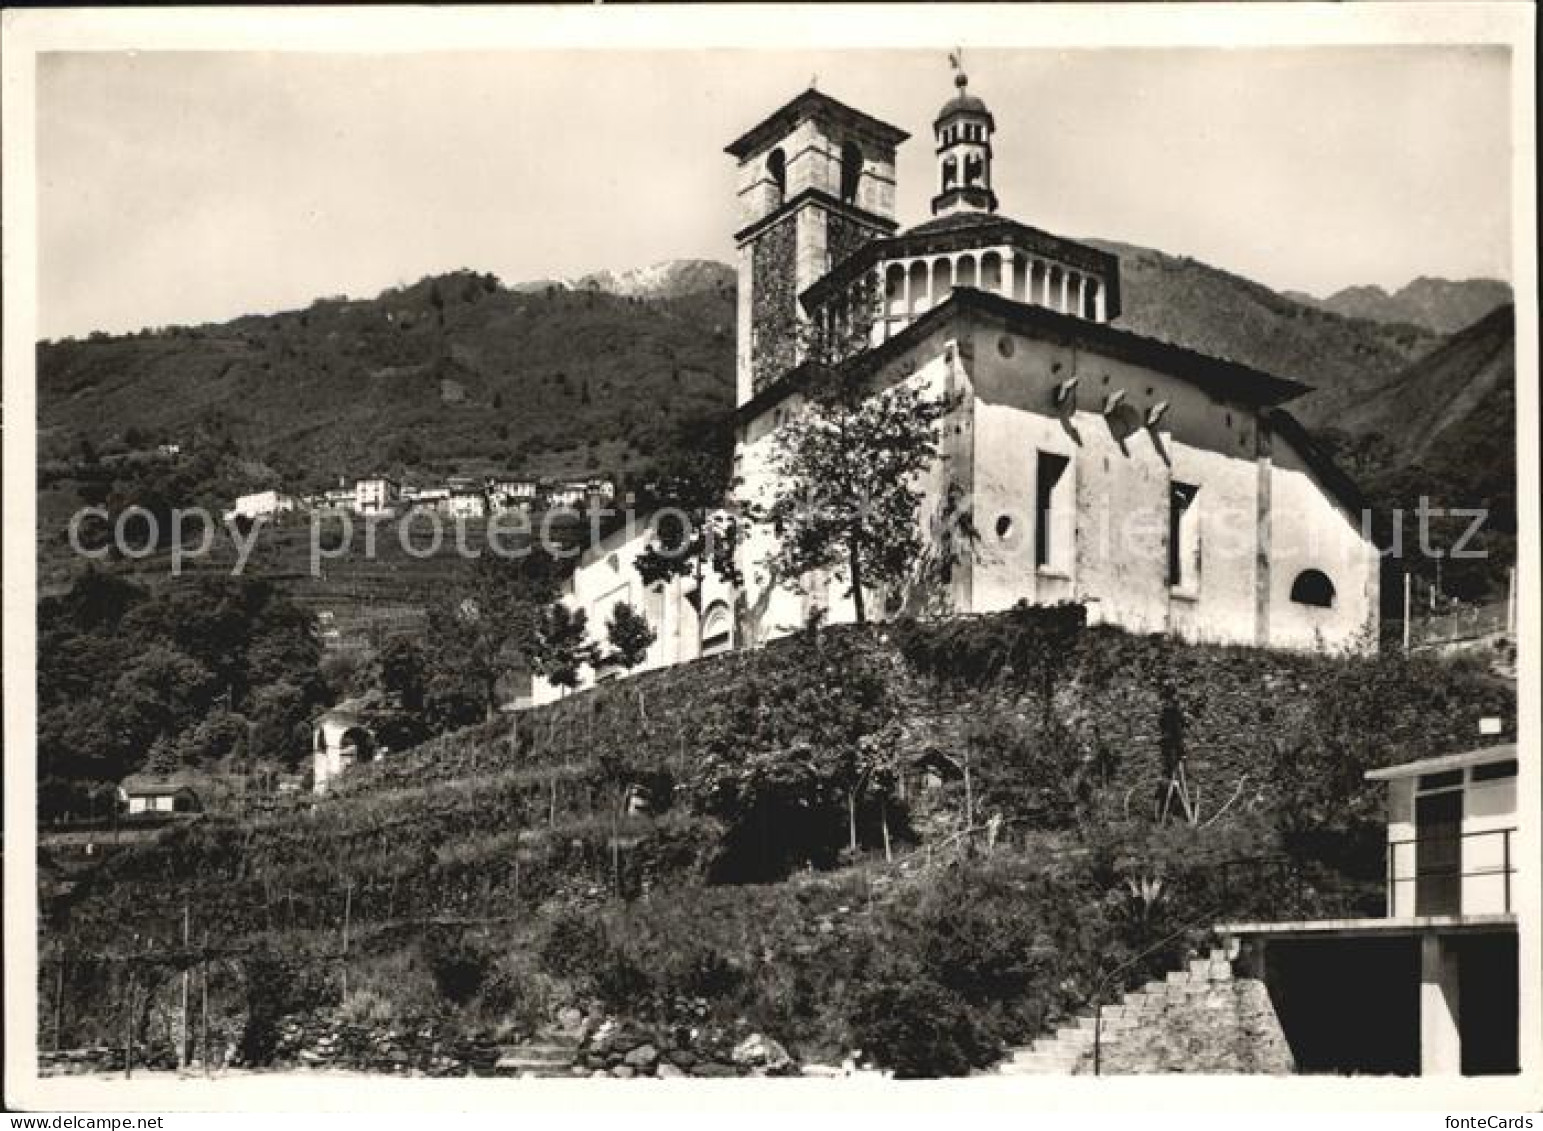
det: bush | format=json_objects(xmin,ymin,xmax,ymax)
[
  {"xmin": 537, "ymin": 911, "xmax": 612, "ymax": 983},
  {"xmin": 339, "ymin": 988, "xmax": 395, "ymax": 1025},
  {"xmin": 848, "ymin": 968, "xmax": 1000, "ymax": 1079},
  {"xmin": 422, "ymin": 930, "xmax": 493, "ymax": 1006}
]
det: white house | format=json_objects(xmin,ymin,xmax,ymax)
[
  {"xmin": 355, "ymin": 476, "xmax": 400, "ymax": 516},
  {"xmin": 489, "ymin": 477, "xmax": 539, "ymax": 512},
  {"xmin": 410, "ymin": 486, "xmax": 452, "ymax": 513},
  {"xmin": 224, "ymin": 489, "xmax": 297, "ymax": 524},
  {"xmin": 431, "ymin": 477, "xmax": 486, "ymax": 519},
  {"xmin": 545, "ymin": 481, "xmax": 590, "ymax": 510},
  {"xmin": 317, "ymin": 487, "xmax": 356, "ymax": 512},
  {"xmin": 117, "ymin": 779, "xmax": 200, "ymax": 816}
]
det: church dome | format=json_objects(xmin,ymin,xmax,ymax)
[{"xmin": 937, "ymin": 71, "xmax": 991, "ymax": 121}]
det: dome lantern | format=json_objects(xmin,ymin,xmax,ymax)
[{"xmin": 932, "ymin": 57, "xmax": 997, "ymax": 217}]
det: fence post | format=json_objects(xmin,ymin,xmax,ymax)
[
  {"xmin": 53, "ymin": 944, "xmax": 65, "ymax": 1049},
  {"xmin": 1386, "ymin": 842, "xmax": 1395, "ymax": 917},
  {"xmin": 122, "ymin": 963, "xmax": 135, "ymax": 1080},
  {"xmin": 1503, "ymin": 829, "xmax": 1511, "ymax": 914},
  {"xmin": 1402, "ymin": 571, "xmax": 1412, "ymax": 652},
  {"xmin": 201, "ymin": 930, "xmax": 211, "ymax": 1078},
  {"xmin": 341, "ymin": 881, "xmax": 353, "ymax": 999},
  {"xmin": 1092, "ymin": 997, "xmax": 1103, "ymax": 1076},
  {"xmin": 179, "ymin": 902, "xmax": 190, "ymax": 1071}
]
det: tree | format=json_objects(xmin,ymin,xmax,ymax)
[
  {"xmin": 762, "ymin": 368, "xmax": 956, "ymax": 624},
  {"xmin": 376, "ymin": 636, "xmax": 428, "ymax": 712},
  {"xmin": 248, "ymin": 681, "xmax": 313, "ymax": 768},
  {"xmin": 634, "ymin": 412, "xmax": 745, "ymax": 648},
  {"xmin": 424, "ymin": 554, "xmax": 559, "ymax": 721},
  {"xmin": 752, "ymin": 283, "xmax": 959, "ymax": 624},
  {"xmin": 605, "ymin": 602, "xmax": 656, "ymax": 671},
  {"xmin": 535, "ymin": 603, "xmax": 598, "ymax": 695}
]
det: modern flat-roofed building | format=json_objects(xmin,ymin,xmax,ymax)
[{"xmin": 1218, "ymin": 742, "xmax": 1519, "ymax": 1076}]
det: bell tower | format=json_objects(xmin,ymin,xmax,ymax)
[
  {"xmin": 725, "ymin": 89, "xmax": 908, "ymax": 407},
  {"xmin": 932, "ymin": 59, "xmax": 997, "ymax": 218}
]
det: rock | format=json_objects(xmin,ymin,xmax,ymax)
[
  {"xmin": 623, "ymin": 1044, "xmax": 658, "ymax": 1069},
  {"xmin": 590, "ymin": 1069, "xmax": 609, "ymax": 1079},
  {"xmin": 691, "ymin": 1061, "xmax": 737, "ymax": 1078},
  {"xmin": 656, "ymin": 1062, "xmax": 685, "ymax": 1078},
  {"xmin": 732, "ymin": 1033, "xmax": 792, "ymax": 1073},
  {"xmin": 667, "ymin": 1049, "xmax": 698, "ymax": 1068},
  {"xmin": 610, "ymin": 1065, "xmax": 636, "ymax": 1079},
  {"xmin": 588, "ymin": 1019, "xmax": 619, "ymax": 1053},
  {"xmin": 556, "ymin": 1007, "xmax": 584, "ymax": 1033}
]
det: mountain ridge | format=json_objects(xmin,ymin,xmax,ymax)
[{"xmin": 1284, "ymin": 276, "xmax": 1511, "ymax": 335}]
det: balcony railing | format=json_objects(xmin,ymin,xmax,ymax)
[{"xmin": 1386, "ymin": 826, "xmax": 1515, "ymax": 918}]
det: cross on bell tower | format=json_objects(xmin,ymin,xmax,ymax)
[{"xmin": 932, "ymin": 53, "xmax": 997, "ymax": 217}]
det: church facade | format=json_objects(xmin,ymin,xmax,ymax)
[{"xmin": 534, "ymin": 73, "xmax": 1379, "ymax": 703}]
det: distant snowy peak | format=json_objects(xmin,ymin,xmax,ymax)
[
  {"xmin": 507, "ymin": 259, "xmax": 734, "ymax": 300},
  {"xmin": 575, "ymin": 259, "xmax": 735, "ymax": 300}
]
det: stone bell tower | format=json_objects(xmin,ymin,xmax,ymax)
[
  {"xmin": 932, "ymin": 59, "xmax": 997, "ymax": 217},
  {"xmin": 725, "ymin": 88, "xmax": 908, "ymax": 406}
]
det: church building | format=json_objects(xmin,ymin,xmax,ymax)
[{"xmin": 533, "ymin": 69, "xmax": 1380, "ymax": 703}]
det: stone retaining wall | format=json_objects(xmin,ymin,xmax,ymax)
[{"xmin": 1094, "ymin": 977, "xmax": 1294, "ymax": 1075}]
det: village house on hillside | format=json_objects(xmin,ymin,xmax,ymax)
[
  {"xmin": 222, "ymin": 488, "xmax": 298, "ymax": 524},
  {"xmin": 533, "ymin": 70, "xmax": 1380, "ymax": 704}
]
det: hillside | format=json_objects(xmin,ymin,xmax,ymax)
[
  {"xmin": 1334, "ymin": 304, "xmax": 1515, "ymax": 470},
  {"xmin": 1286, "ymin": 277, "xmax": 1512, "ymax": 335},
  {"xmin": 1318, "ymin": 306, "xmax": 1517, "ymax": 603},
  {"xmin": 39, "ymin": 611, "xmax": 1516, "ymax": 1076},
  {"xmin": 37, "ymin": 264, "xmax": 737, "ymax": 489},
  {"xmin": 1083, "ymin": 239, "xmax": 1440, "ymax": 425}
]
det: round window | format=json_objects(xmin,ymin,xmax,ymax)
[{"xmin": 995, "ymin": 515, "xmax": 1014, "ymax": 540}]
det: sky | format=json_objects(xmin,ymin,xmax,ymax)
[{"xmin": 36, "ymin": 46, "xmax": 1512, "ymax": 340}]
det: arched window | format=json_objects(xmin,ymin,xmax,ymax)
[
  {"xmin": 941, "ymin": 157, "xmax": 958, "ymax": 190},
  {"xmin": 840, "ymin": 141, "xmax": 863, "ymax": 203},
  {"xmin": 766, "ymin": 148, "xmax": 787, "ymax": 206},
  {"xmin": 1290, "ymin": 570, "xmax": 1336, "ymax": 608},
  {"xmin": 701, "ymin": 601, "xmax": 733, "ymax": 657}
]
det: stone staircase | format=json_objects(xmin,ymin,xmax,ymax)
[
  {"xmin": 997, "ymin": 945, "xmax": 1236, "ymax": 1076},
  {"xmin": 490, "ymin": 1029, "xmax": 583, "ymax": 1078}
]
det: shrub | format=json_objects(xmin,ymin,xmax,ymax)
[
  {"xmin": 422, "ymin": 930, "xmax": 493, "ymax": 1006},
  {"xmin": 537, "ymin": 911, "xmax": 612, "ymax": 983},
  {"xmin": 339, "ymin": 988, "xmax": 395, "ymax": 1025},
  {"xmin": 668, "ymin": 944, "xmax": 745, "ymax": 1002},
  {"xmin": 848, "ymin": 968, "xmax": 1000, "ymax": 1079}
]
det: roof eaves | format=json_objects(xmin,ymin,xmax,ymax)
[{"xmin": 1364, "ymin": 744, "xmax": 1517, "ymax": 781}]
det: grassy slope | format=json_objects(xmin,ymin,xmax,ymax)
[{"xmin": 38, "ymin": 270, "xmax": 737, "ymax": 485}]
